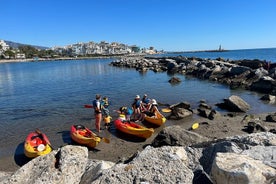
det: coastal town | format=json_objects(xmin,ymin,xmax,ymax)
[{"xmin": 0, "ymin": 39, "xmax": 159, "ymax": 61}]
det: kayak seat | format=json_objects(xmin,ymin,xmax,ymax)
[{"xmin": 74, "ymin": 125, "xmax": 85, "ymax": 130}]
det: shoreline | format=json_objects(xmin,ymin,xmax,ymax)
[
  {"xmin": 0, "ymin": 53, "xmax": 147, "ymax": 64},
  {"xmin": 0, "ymin": 57, "xmax": 112, "ymax": 63},
  {"xmin": 0, "ymin": 53, "xmax": 275, "ymax": 174},
  {"xmin": 0, "ymin": 110, "xmax": 275, "ymax": 173}
]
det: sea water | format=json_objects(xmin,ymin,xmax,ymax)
[{"xmin": 0, "ymin": 48, "xmax": 275, "ymax": 158}]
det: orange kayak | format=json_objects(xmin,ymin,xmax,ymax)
[
  {"xmin": 24, "ymin": 130, "xmax": 52, "ymax": 158},
  {"xmin": 114, "ymin": 119, "xmax": 154, "ymax": 139},
  {"xmin": 70, "ymin": 125, "xmax": 101, "ymax": 148},
  {"xmin": 144, "ymin": 110, "xmax": 166, "ymax": 126}
]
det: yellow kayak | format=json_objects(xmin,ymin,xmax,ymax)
[
  {"xmin": 70, "ymin": 125, "xmax": 102, "ymax": 148},
  {"xmin": 144, "ymin": 110, "xmax": 166, "ymax": 126},
  {"xmin": 24, "ymin": 130, "xmax": 52, "ymax": 158}
]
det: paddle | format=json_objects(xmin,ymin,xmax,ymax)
[
  {"xmin": 85, "ymin": 128, "xmax": 110, "ymax": 143},
  {"xmin": 189, "ymin": 122, "xmax": 209, "ymax": 130},
  {"xmin": 35, "ymin": 128, "xmax": 54, "ymax": 150},
  {"xmin": 84, "ymin": 104, "xmax": 93, "ymax": 108},
  {"xmin": 191, "ymin": 122, "xmax": 199, "ymax": 130},
  {"xmin": 157, "ymin": 102, "xmax": 172, "ymax": 113},
  {"xmin": 161, "ymin": 108, "xmax": 172, "ymax": 113}
]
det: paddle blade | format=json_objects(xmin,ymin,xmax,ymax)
[
  {"xmin": 102, "ymin": 137, "xmax": 110, "ymax": 143},
  {"xmin": 161, "ymin": 108, "xmax": 171, "ymax": 113},
  {"xmin": 192, "ymin": 123, "xmax": 199, "ymax": 130},
  {"xmin": 84, "ymin": 104, "xmax": 93, "ymax": 108}
]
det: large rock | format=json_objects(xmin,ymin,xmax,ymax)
[
  {"xmin": 3, "ymin": 131, "xmax": 276, "ymax": 184},
  {"xmin": 225, "ymin": 132, "xmax": 276, "ymax": 146},
  {"xmin": 80, "ymin": 160, "xmax": 115, "ymax": 184},
  {"xmin": 151, "ymin": 125, "xmax": 209, "ymax": 147},
  {"xmin": 242, "ymin": 145, "xmax": 276, "ymax": 169},
  {"xmin": 211, "ymin": 152, "xmax": 276, "ymax": 184},
  {"xmin": 3, "ymin": 145, "xmax": 88, "ymax": 184},
  {"xmin": 217, "ymin": 95, "xmax": 250, "ymax": 112},
  {"xmin": 250, "ymin": 76, "xmax": 276, "ymax": 94},
  {"xmin": 168, "ymin": 76, "xmax": 181, "ymax": 84},
  {"xmin": 266, "ymin": 112, "xmax": 276, "ymax": 122},
  {"xmin": 92, "ymin": 146, "xmax": 194, "ymax": 183},
  {"xmin": 260, "ymin": 94, "xmax": 276, "ymax": 103},
  {"xmin": 228, "ymin": 66, "xmax": 251, "ymax": 76}
]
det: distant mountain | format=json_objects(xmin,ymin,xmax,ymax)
[{"xmin": 4, "ymin": 40, "xmax": 49, "ymax": 50}]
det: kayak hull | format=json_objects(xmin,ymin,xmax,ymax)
[
  {"xmin": 114, "ymin": 119, "xmax": 154, "ymax": 139},
  {"xmin": 144, "ymin": 110, "xmax": 166, "ymax": 126},
  {"xmin": 70, "ymin": 125, "xmax": 101, "ymax": 148},
  {"xmin": 24, "ymin": 131, "xmax": 52, "ymax": 158}
]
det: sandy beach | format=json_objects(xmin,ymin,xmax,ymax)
[{"xmin": 1, "ymin": 110, "xmax": 275, "ymax": 172}]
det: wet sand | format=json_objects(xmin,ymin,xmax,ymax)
[{"xmin": 1, "ymin": 111, "xmax": 275, "ymax": 172}]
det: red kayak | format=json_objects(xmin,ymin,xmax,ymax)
[
  {"xmin": 24, "ymin": 130, "xmax": 52, "ymax": 158},
  {"xmin": 114, "ymin": 119, "xmax": 154, "ymax": 139}
]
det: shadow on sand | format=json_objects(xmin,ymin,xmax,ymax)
[{"xmin": 14, "ymin": 142, "xmax": 32, "ymax": 167}]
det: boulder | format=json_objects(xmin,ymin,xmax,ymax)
[
  {"xmin": 269, "ymin": 67, "xmax": 276, "ymax": 79},
  {"xmin": 197, "ymin": 108, "xmax": 211, "ymax": 118},
  {"xmin": 217, "ymin": 95, "xmax": 250, "ymax": 112},
  {"xmin": 92, "ymin": 146, "xmax": 194, "ymax": 183},
  {"xmin": 242, "ymin": 145, "xmax": 276, "ymax": 169},
  {"xmin": 151, "ymin": 125, "xmax": 209, "ymax": 147},
  {"xmin": 211, "ymin": 152, "xmax": 276, "ymax": 184},
  {"xmin": 266, "ymin": 113, "xmax": 276, "ymax": 122},
  {"xmin": 0, "ymin": 172, "xmax": 12, "ymax": 183},
  {"xmin": 260, "ymin": 94, "xmax": 276, "ymax": 103},
  {"xmin": 169, "ymin": 108, "xmax": 193, "ymax": 120},
  {"xmin": 80, "ymin": 160, "xmax": 115, "ymax": 184},
  {"xmin": 228, "ymin": 66, "xmax": 251, "ymax": 76},
  {"xmin": 192, "ymin": 165, "xmax": 213, "ymax": 184},
  {"xmin": 255, "ymin": 67, "xmax": 269, "ymax": 78},
  {"xmin": 237, "ymin": 59, "xmax": 264, "ymax": 69},
  {"xmin": 170, "ymin": 101, "xmax": 191, "ymax": 109},
  {"xmin": 168, "ymin": 76, "xmax": 181, "ymax": 84},
  {"xmin": 3, "ymin": 145, "xmax": 88, "ymax": 184},
  {"xmin": 250, "ymin": 76, "xmax": 276, "ymax": 94}
]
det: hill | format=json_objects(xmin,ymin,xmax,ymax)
[{"xmin": 4, "ymin": 40, "xmax": 49, "ymax": 50}]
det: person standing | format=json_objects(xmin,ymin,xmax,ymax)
[{"xmin": 92, "ymin": 94, "xmax": 102, "ymax": 132}]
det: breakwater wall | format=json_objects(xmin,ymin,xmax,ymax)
[{"xmin": 110, "ymin": 56, "xmax": 276, "ymax": 95}]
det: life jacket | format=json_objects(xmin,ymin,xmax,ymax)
[
  {"xmin": 93, "ymin": 100, "xmax": 101, "ymax": 113},
  {"xmin": 101, "ymin": 99, "xmax": 109, "ymax": 108},
  {"xmin": 132, "ymin": 99, "xmax": 141, "ymax": 109},
  {"xmin": 118, "ymin": 114, "xmax": 126, "ymax": 121},
  {"xmin": 149, "ymin": 104, "xmax": 157, "ymax": 113}
]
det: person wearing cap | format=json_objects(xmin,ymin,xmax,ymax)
[
  {"xmin": 131, "ymin": 95, "xmax": 142, "ymax": 121},
  {"xmin": 92, "ymin": 94, "xmax": 102, "ymax": 132},
  {"xmin": 143, "ymin": 99, "xmax": 159, "ymax": 118},
  {"xmin": 142, "ymin": 94, "xmax": 151, "ymax": 110}
]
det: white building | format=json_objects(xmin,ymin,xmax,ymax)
[
  {"xmin": 0, "ymin": 40, "xmax": 10, "ymax": 57},
  {"xmin": 15, "ymin": 53, "xmax": 26, "ymax": 59}
]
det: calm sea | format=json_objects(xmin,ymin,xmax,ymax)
[
  {"xmin": 162, "ymin": 47, "xmax": 276, "ymax": 63},
  {"xmin": 0, "ymin": 48, "xmax": 275, "ymax": 158}
]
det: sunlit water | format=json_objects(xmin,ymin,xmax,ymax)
[{"xmin": 0, "ymin": 48, "xmax": 276, "ymax": 158}]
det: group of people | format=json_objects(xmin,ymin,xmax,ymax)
[
  {"xmin": 130, "ymin": 94, "xmax": 159, "ymax": 122},
  {"xmin": 92, "ymin": 94, "xmax": 160, "ymax": 132}
]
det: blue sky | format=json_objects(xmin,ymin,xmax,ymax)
[{"xmin": 1, "ymin": 0, "xmax": 276, "ymax": 51}]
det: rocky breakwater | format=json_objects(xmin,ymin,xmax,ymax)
[
  {"xmin": 1, "ymin": 131, "xmax": 276, "ymax": 183},
  {"xmin": 110, "ymin": 56, "xmax": 276, "ymax": 96}
]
